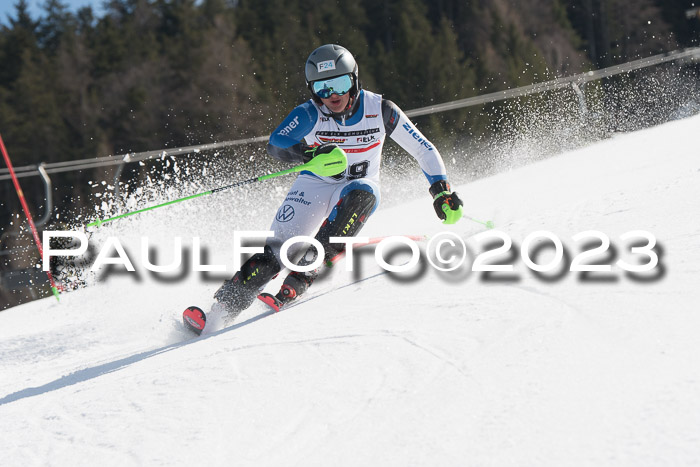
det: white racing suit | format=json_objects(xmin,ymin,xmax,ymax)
[
  {"xmin": 266, "ymin": 89, "xmax": 447, "ymax": 263},
  {"xmin": 215, "ymin": 89, "xmax": 449, "ymax": 312}
]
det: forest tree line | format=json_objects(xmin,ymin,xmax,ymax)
[{"xmin": 0, "ymin": 0, "xmax": 696, "ymax": 167}]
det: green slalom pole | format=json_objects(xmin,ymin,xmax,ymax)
[
  {"xmin": 463, "ymin": 214, "xmax": 495, "ymax": 229},
  {"xmin": 87, "ymin": 148, "xmax": 348, "ymax": 228}
]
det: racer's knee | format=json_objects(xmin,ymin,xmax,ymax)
[{"xmin": 338, "ymin": 179, "xmax": 380, "ymax": 216}]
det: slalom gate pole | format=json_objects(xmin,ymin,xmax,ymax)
[
  {"xmin": 0, "ymin": 134, "xmax": 62, "ymax": 302},
  {"xmin": 87, "ymin": 149, "xmax": 348, "ymax": 228},
  {"xmin": 463, "ymin": 214, "xmax": 494, "ymax": 229},
  {"xmin": 325, "ymin": 235, "xmax": 428, "ymax": 266}
]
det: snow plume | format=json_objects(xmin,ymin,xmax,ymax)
[
  {"xmin": 378, "ymin": 63, "xmax": 700, "ymax": 209},
  {"xmin": 55, "ymin": 147, "xmax": 294, "ymax": 289},
  {"xmin": 444, "ymin": 62, "xmax": 700, "ymax": 183}
]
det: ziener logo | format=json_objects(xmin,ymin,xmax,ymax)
[
  {"xmin": 278, "ymin": 116, "xmax": 300, "ymax": 136},
  {"xmin": 402, "ymin": 122, "xmax": 434, "ymax": 151}
]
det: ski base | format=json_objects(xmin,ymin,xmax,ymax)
[{"xmin": 182, "ymin": 305, "xmax": 207, "ymax": 335}]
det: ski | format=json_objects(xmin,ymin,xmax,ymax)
[
  {"xmin": 257, "ymin": 293, "xmax": 284, "ymax": 312},
  {"xmin": 182, "ymin": 305, "xmax": 207, "ymax": 336},
  {"xmin": 256, "ymin": 234, "xmax": 426, "ymax": 313},
  {"xmin": 257, "ymin": 268, "xmax": 388, "ymax": 313},
  {"xmin": 182, "ymin": 234, "xmax": 428, "ymax": 334}
]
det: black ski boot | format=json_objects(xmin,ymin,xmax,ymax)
[
  {"xmin": 214, "ymin": 245, "xmax": 281, "ymax": 316},
  {"xmin": 262, "ymin": 189, "xmax": 377, "ymax": 311}
]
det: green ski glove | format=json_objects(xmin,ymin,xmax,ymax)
[
  {"xmin": 429, "ymin": 180, "xmax": 464, "ymax": 224},
  {"xmin": 302, "ymin": 142, "xmax": 339, "ymax": 163}
]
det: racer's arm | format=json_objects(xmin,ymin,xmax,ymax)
[
  {"xmin": 383, "ymin": 99, "xmax": 463, "ymax": 224},
  {"xmin": 382, "ymin": 99, "xmax": 446, "ymax": 185},
  {"xmin": 267, "ymin": 102, "xmax": 318, "ymax": 163}
]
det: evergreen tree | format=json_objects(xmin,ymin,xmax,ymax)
[
  {"xmin": 567, "ymin": 0, "xmax": 676, "ymax": 67},
  {"xmin": 0, "ymin": 1, "xmax": 67, "ymax": 164},
  {"xmin": 1, "ymin": 0, "xmax": 39, "ymax": 86},
  {"xmin": 0, "ymin": 0, "xmax": 690, "ymax": 168},
  {"xmin": 235, "ymin": 0, "xmax": 315, "ymax": 112},
  {"xmin": 37, "ymin": 0, "xmax": 76, "ymax": 53}
]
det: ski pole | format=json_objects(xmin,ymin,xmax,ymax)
[
  {"xmin": 463, "ymin": 214, "xmax": 494, "ymax": 229},
  {"xmin": 0, "ymin": 134, "xmax": 62, "ymax": 302},
  {"xmin": 87, "ymin": 148, "xmax": 348, "ymax": 228}
]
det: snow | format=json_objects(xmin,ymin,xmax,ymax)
[{"xmin": 2, "ymin": 114, "xmax": 700, "ymax": 466}]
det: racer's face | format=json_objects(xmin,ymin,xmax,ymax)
[{"xmin": 320, "ymin": 92, "xmax": 351, "ymax": 114}]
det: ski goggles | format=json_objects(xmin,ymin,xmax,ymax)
[{"xmin": 311, "ymin": 74, "xmax": 353, "ymax": 99}]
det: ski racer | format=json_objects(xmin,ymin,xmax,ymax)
[{"xmin": 214, "ymin": 43, "xmax": 463, "ymax": 313}]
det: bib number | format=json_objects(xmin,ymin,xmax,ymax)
[{"xmin": 331, "ymin": 160, "xmax": 370, "ymax": 180}]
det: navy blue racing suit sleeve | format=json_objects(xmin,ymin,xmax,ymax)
[
  {"xmin": 382, "ymin": 99, "xmax": 401, "ymax": 136},
  {"xmin": 267, "ymin": 102, "xmax": 318, "ymax": 163}
]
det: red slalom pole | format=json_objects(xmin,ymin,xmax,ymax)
[{"xmin": 0, "ymin": 134, "xmax": 61, "ymax": 302}]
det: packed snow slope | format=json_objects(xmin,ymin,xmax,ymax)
[{"xmin": 1, "ymin": 114, "xmax": 700, "ymax": 466}]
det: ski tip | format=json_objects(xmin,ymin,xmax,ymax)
[
  {"xmin": 257, "ymin": 293, "xmax": 282, "ymax": 313},
  {"xmin": 183, "ymin": 305, "xmax": 206, "ymax": 335}
]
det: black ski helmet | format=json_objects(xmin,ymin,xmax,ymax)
[{"xmin": 305, "ymin": 44, "xmax": 360, "ymax": 104}]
